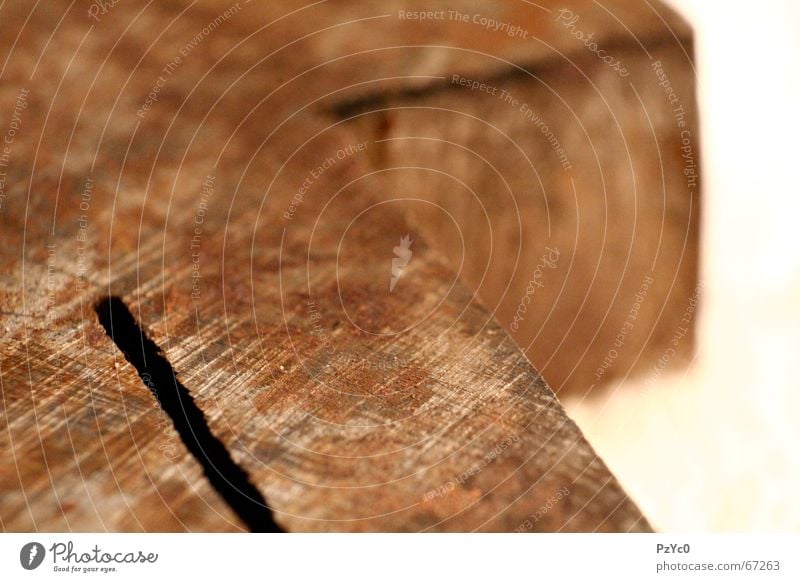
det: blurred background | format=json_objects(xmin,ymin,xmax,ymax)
[{"xmin": 567, "ymin": 0, "xmax": 800, "ymax": 531}]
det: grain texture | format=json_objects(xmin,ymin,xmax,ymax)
[{"xmin": 0, "ymin": 0, "xmax": 692, "ymax": 531}]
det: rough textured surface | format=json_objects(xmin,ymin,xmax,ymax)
[
  {"xmin": 0, "ymin": 0, "xmax": 695, "ymax": 531},
  {"xmin": 346, "ymin": 43, "xmax": 699, "ymax": 394}
]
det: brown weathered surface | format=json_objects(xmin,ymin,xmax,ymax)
[
  {"xmin": 348, "ymin": 42, "xmax": 699, "ymax": 395},
  {"xmin": 0, "ymin": 0, "xmax": 694, "ymax": 531}
]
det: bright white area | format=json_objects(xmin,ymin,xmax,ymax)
[{"xmin": 566, "ymin": 0, "xmax": 800, "ymax": 531}]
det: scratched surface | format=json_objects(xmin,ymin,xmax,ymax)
[
  {"xmin": 347, "ymin": 43, "xmax": 699, "ymax": 395},
  {"xmin": 0, "ymin": 0, "xmax": 692, "ymax": 531}
]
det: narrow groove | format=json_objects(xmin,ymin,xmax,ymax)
[
  {"xmin": 95, "ymin": 296, "xmax": 284, "ymax": 533},
  {"xmin": 328, "ymin": 35, "xmax": 692, "ymax": 119}
]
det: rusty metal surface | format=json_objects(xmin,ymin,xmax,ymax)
[{"xmin": 0, "ymin": 0, "xmax": 692, "ymax": 531}]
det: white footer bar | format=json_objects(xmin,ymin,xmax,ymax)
[{"xmin": 1, "ymin": 533, "xmax": 796, "ymax": 581}]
